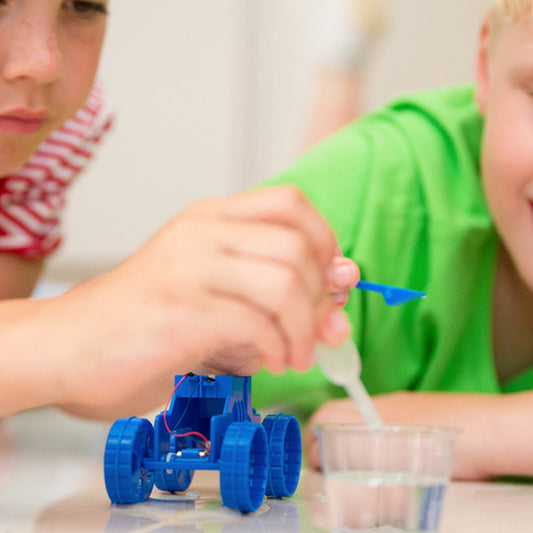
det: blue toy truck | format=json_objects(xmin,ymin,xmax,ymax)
[{"xmin": 103, "ymin": 373, "xmax": 302, "ymax": 513}]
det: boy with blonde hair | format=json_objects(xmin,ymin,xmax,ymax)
[{"xmin": 254, "ymin": 0, "xmax": 533, "ymax": 480}]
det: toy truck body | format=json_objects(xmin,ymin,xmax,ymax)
[{"xmin": 104, "ymin": 374, "xmax": 301, "ymax": 513}]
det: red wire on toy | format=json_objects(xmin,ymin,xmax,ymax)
[{"xmin": 163, "ymin": 374, "xmax": 209, "ymax": 446}]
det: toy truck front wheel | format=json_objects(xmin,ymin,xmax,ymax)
[
  {"xmin": 104, "ymin": 417, "xmax": 155, "ymax": 504},
  {"xmin": 219, "ymin": 422, "xmax": 269, "ymax": 513}
]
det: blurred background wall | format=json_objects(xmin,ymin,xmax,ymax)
[{"xmin": 42, "ymin": 0, "xmax": 488, "ymax": 286}]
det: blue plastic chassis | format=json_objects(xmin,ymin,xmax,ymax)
[{"xmin": 104, "ymin": 374, "xmax": 302, "ymax": 513}]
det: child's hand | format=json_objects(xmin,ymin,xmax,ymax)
[{"xmin": 43, "ymin": 186, "xmax": 358, "ymax": 418}]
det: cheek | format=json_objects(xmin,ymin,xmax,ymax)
[
  {"xmin": 57, "ymin": 33, "xmax": 105, "ymax": 120},
  {"xmin": 482, "ymin": 101, "xmax": 533, "ymax": 212}
]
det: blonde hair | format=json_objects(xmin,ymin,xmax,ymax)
[
  {"xmin": 492, "ymin": 0, "xmax": 532, "ymax": 19},
  {"xmin": 490, "ymin": 0, "xmax": 532, "ymax": 28},
  {"xmin": 489, "ymin": 0, "xmax": 532, "ymax": 50}
]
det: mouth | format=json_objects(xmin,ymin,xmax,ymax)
[{"xmin": 0, "ymin": 108, "xmax": 49, "ymax": 135}]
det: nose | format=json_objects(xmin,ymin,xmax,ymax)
[{"xmin": 2, "ymin": 15, "xmax": 64, "ymax": 85}]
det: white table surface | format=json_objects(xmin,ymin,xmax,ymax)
[{"xmin": 2, "ymin": 408, "xmax": 533, "ymax": 533}]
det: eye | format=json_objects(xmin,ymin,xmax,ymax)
[
  {"xmin": 63, "ymin": 1, "xmax": 108, "ymax": 19},
  {"xmin": 0, "ymin": 0, "xmax": 10, "ymax": 16}
]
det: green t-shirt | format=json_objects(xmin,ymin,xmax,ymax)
[{"xmin": 252, "ymin": 84, "xmax": 533, "ymax": 419}]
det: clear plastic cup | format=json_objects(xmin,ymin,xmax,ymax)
[{"xmin": 314, "ymin": 423, "xmax": 458, "ymax": 532}]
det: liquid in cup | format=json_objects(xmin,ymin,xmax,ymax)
[{"xmin": 315, "ymin": 424, "xmax": 457, "ymax": 532}]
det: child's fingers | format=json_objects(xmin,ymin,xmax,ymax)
[
  {"xmin": 212, "ymin": 217, "xmax": 323, "ymax": 302},
  {"xmin": 323, "ymin": 256, "xmax": 359, "ymax": 336},
  {"xmin": 207, "ymin": 253, "xmax": 318, "ymax": 373},
  {"xmin": 196, "ymin": 294, "xmax": 287, "ymax": 377},
  {"xmin": 316, "ymin": 307, "xmax": 352, "ymax": 345},
  {"xmin": 217, "ymin": 186, "xmax": 339, "ymax": 273},
  {"xmin": 326, "ymin": 255, "xmax": 360, "ymax": 291},
  {"xmin": 331, "ymin": 290, "xmax": 350, "ymax": 306}
]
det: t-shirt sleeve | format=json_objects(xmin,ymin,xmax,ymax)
[
  {"xmin": 0, "ymin": 83, "xmax": 114, "ymax": 259},
  {"xmin": 265, "ymin": 112, "xmax": 418, "ymax": 260}
]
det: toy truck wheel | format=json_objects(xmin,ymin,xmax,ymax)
[
  {"xmin": 219, "ymin": 422, "xmax": 269, "ymax": 513},
  {"xmin": 262, "ymin": 414, "xmax": 302, "ymax": 498},
  {"xmin": 155, "ymin": 467, "xmax": 193, "ymax": 493},
  {"xmin": 104, "ymin": 417, "xmax": 155, "ymax": 504}
]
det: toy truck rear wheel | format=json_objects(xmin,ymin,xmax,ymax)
[
  {"xmin": 262, "ymin": 414, "xmax": 302, "ymax": 498},
  {"xmin": 219, "ymin": 422, "xmax": 269, "ymax": 513},
  {"xmin": 155, "ymin": 466, "xmax": 193, "ymax": 493},
  {"xmin": 104, "ymin": 417, "xmax": 155, "ymax": 504}
]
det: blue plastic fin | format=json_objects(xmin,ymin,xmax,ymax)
[{"xmin": 355, "ymin": 280, "xmax": 426, "ymax": 306}]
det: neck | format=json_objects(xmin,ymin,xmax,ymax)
[{"xmin": 492, "ymin": 244, "xmax": 533, "ymax": 383}]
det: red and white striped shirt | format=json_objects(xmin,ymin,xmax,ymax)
[{"xmin": 0, "ymin": 84, "xmax": 114, "ymax": 259}]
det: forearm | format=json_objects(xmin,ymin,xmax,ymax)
[
  {"xmin": 372, "ymin": 391, "xmax": 507, "ymax": 480},
  {"xmin": 379, "ymin": 391, "xmax": 533, "ymax": 480},
  {"xmin": 0, "ymin": 298, "xmax": 64, "ymax": 416},
  {"xmin": 305, "ymin": 390, "xmax": 533, "ymax": 480},
  {"xmin": 481, "ymin": 391, "xmax": 533, "ymax": 478},
  {"xmin": 0, "ymin": 286, "xmax": 174, "ymax": 419}
]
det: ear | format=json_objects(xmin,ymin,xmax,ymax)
[{"xmin": 475, "ymin": 13, "xmax": 493, "ymax": 116}]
